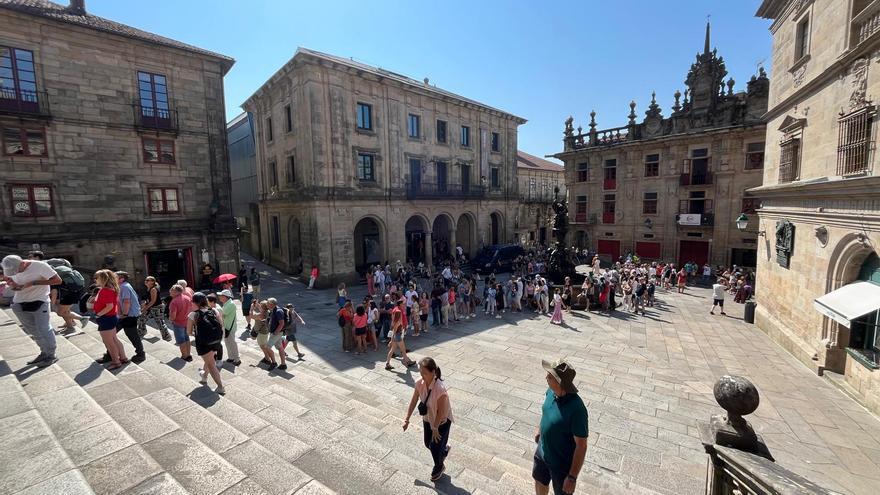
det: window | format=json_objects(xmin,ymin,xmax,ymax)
[
  {"xmin": 779, "ymin": 138, "xmax": 801, "ymax": 183},
  {"xmin": 357, "ymin": 153, "xmax": 375, "ymax": 181},
  {"xmin": 142, "ymin": 137, "xmax": 175, "ymax": 164},
  {"xmin": 436, "ymin": 161, "xmax": 448, "ymax": 192},
  {"xmin": 271, "ymin": 216, "xmax": 280, "ymax": 250},
  {"xmin": 644, "ymin": 154, "xmax": 660, "ymax": 177},
  {"xmin": 837, "ymin": 107, "xmax": 873, "ymax": 176},
  {"xmin": 408, "ymin": 114, "xmax": 420, "ymax": 138},
  {"xmin": 688, "ymin": 148, "xmax": 712, "ymax": 185},
  {"xmin": 436, "ymin": 119, "xmax": 447, "ymax": 143},
  {"xmin": 9, "ymin": 184, "xmax": 53, "ymax": 217},
  {"xmin": 576, "ymin": 162, "xmax": 589, "ymax": 182},
  {"xmin": 148, "ymin": 188, "xmax": 179, "ymax": 214},
  {"xmin": 848, "ymin": 253, "xmax": 880, "ymax": 365},
  {"xmin": 643, "ymin": 192, "xmax": 658, "ymax": 214},
  {"xmin": 268, "ymin": 161, "xmax": 277, "ymax": 188},
  {"xmin": 461, "ymin": 126, "xmax": 470, "ymax": 147},
  {"xmin": 357, "ymin": 102, "xmax": 372, "ymax": 130},
  {"xmin": 0, "ymin": 46, "xmax": 38, "ymax": 107},
  {"xmin": 741, "ymin": 198, "xmax": 759, "ymax": 214},
  {"xmin": 2, "ymin": 127, "xmax": 46, "ymax": 156},
  {"xmin": 602, "ymin": 194, "xmax": 616, "ymax": 224},
  {"xmin": 491, "ymin": 132, "xmax": 500, "ymax": 152},
  {"xmin": 137, "ymin": 71, "xmax": 170, "ymax": 123},
  {"xmin": 575, "ymin": 195, "xmax": 587, "ymax": 222},
  {"xmin": 490, "ymin": 167, "xmax": 500, "ymax": 189},
  {"xmin": 745, "ymin": 142, "xmax": 765, "ymax": 170},
  {"xmin": 286, "ymin": 155, "xmax": 295, "ymax": 184},
  {"xmin": 265, "ymin": 117, "xmax": 273, "ymax": 142},
  {"xmin": 284, "ymin": 104, "xmax": 293, "ymax": 133},
  {"xmin": 795, "ymin": 17, "xmax": 810, "ymax": 60},
  {"xmin": 603, "ymin": 159, "xmax": 617, "ymax": 190}
]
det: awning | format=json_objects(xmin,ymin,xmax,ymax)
[{"xmin": 814, "ymin": 281, "xmax": 880, "ymax": 328}]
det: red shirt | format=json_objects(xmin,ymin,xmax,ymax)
[
  {"xmin": 95, "ymin": 288, "xmax": 118, "ymax": 317},
  {"xmin": 353, "ymin": 313, "xmax": 368, "ymax": 328}
]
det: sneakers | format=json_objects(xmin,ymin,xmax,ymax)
[
  {"xmin": 80, "ymin": 316, "xmax": 89, "ymax": 328},
  {"xmin": 26, "ymin": 353, "xmax": 46, "ymax": 365},
  {"xmin": 215, "ymin": 386, "xmax": 226, "ymax": 396},
  {"xmin": 131, "ymin": 353, "xmax": 146, "ymax": 364},
  {"xmin": 267, "ymin": 362, "xmax": 277, "ymax": 371},
  {"xmin": 198, "ymin": 369, "xmax": 208, "ymax": 385},
  {"xmin": 35, "ymin": 355, "xmax": 57, "ymax": 368},
  {"xmin": 182, "ymin": 355, "xmax": 193, "ymax": 362},
  {"xmin": 297, "ymin": 353, "xmax": 305, "ymax": 358},
  {"xmin": 138, "ymin": 326, "xmax": 147, "ymax": 338},
  {"xmin": 278, "ymin": 364, "xmax": 287, "ymax": 371},
  {"xmin": 259, "ymin": 358, "xmax": 270, "ymax": 365},
  {"xmin": 385, "ymin": 364, "xmax": 394, "ymax": 371},
  {"xmin": 430, "ymin": 463, "xmax": 446, "ymax": 481},
  {"xmin": 229, "ymin": 360, "xmax": 241, "ymax": 366},
  {"xmin": 160, "ymin": 331, "xmax": 172, "ymax": 342}
]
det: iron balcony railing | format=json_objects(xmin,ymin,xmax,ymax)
[
  {"xmin": 405, "ymin": 181, "xmax": 486, "ymax": 200},
  {"xmin": 0, "ymin": 88, "xmax": 51, "ymax": 118},
  {"xmin": 133, "ymin": 102, "xmax": 179, "ymax": 132}
]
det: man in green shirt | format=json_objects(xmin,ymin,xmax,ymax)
[
  {"xmin": 533, "ymin": 358, "xmax": 589, "ymax": 495},
  {"xmin": 218, "ymin": 290, "xmax": 240, "ymax": 366}
]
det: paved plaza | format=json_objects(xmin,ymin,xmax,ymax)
[{"xmin": 1, "ymin": 260, "xmax": 880, "ymax": 494}]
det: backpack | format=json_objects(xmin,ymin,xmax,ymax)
[
  {"xmin": 55, "ymin": 265, "xmax": 85, "ymax": 291},
  {"xmin": 338, "ymin": 313, "xmax": 346, "ymax": 327},
  {"xmin": 283, "ymin": 308, "xmax": 292, "ymax": 327},
  {"xmin": 195, "ymin": 309, "xmax": 223, "ymax": 344}
]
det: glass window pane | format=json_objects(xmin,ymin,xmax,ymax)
[
  {"xmin": 164, "ymin": 188, "xmax": 177, "ymax": 201},
  {"xmin": 166, "ymin": 200, "xmax": 179, "ymax": 212},
  {"xmin": 150, "ymin": 189, "xmax": 163, "ymax": 201},
  {"xmin": 34, "ymin": 200, "xmax": 51, "ymax": 214},
  {"xmin": 154, "ymin": 75, "xmax": 166, "ymax": 85},
  {"xmin": 3, "ymin": 128, "xmax": 22, "ymax": 154},
  {"xmin": 160, "ymin": 148, "xmax": 174, "ymax": 163},
  {"xmin": 25, "ymin": 130, "xmax": 44, "ymax": 155},
  {"xmin": 16, "ymin": 59, "xmax": 34, "ymax": 72},
  {"xmin": 14, "ymin": 49, "xmax": 33, "ymax": 62},
  {"xmin": 11, "ymin": 187, "xmax": 28, "ymax": 199},
  {"xmin": 138, "ymin": 72, "xmax": 151, "ymax": 82},
  {"xmin": 14, "ymin": 200, "xmax": 31, "ymax": 215},
  {"xmin": 32, "ymin": 186, "xmax": 49, "ymax": 201}
]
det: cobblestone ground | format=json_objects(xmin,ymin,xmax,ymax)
[{"xmin": 249, "ymin": 257, "xmax": 880, "ymax": 495}]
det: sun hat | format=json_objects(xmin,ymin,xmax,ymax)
[
  {"xmin": 1, "ymin": 255, "xmax": 23, "ymax": 276},
  {"xmin": 218, "ymin": 289, "xmax": 234, "ymax": 298},
  {"xmin": 541, "ymin": 358, "xmax": 578, "ymax": 394}
]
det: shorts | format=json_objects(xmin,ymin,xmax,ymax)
[
  {"xmin": 96, "ymin": 315, "xmax": 119, "ymax": 331},
  {"xmin": 59, "ymin": 290, "xmax": 82, "ymax": 306},
  {"xmin": 355, "ymin": 327, "xmax": 367, "ymax": 336},
  {"xmin": 196, "ymin": 340, "xmax": 222, "ymax": 357},
  {"xmin": 285, "ymin": 332, "xmax": 297, "ymax": 343},
  {"xmin": 172, "ymin": 324, "xmax": 189, "ymax": 345},
  {"xmin": 713, "ymin": 298, "xmax": 724, "ymax": 307},
  {"xmin": 267, "ymin": 332, "xmax": 285, "ymax": 348},
  {"xmin": 420, "ymin": 314, "xmax": 428, "ymax": 322},
  {"xmin": 392, "ymin": 331, "xmax": 403, "ymax": 343},
  {"xmin": 256, "ymin": 331, "xmax": 269, "ymax": 347},
  {"xmin": 532, "ymin": 447, "xmax": 567, "ymax": 495},
  {"xmin": 116, "ymin": 316, "xmax": 138, "ymax": 330}
]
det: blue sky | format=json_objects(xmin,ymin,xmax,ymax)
[{"xmin": 88, "ymin": 0, "xmax": 771, "ymax": 161}]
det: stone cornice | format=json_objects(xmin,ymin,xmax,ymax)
[{"xmin": 747, "ymin": 175, "xmax": 880, "ymax": 198}]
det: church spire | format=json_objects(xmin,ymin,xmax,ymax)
[{"xmin": 704, "ymin": 20, "xmax": 711, "ymax": 54}]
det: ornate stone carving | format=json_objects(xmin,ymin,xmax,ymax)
[
  {"xmin": 849, "ymin": 57, "xmax": 870, "ymax": 111},
  {"xmin": 792, "ymin": 63, "xmax": 807, "ymax": 88},
  {"xmin": 814, "ymin": 225, "xmax": 828, "ymax": 248},
  {"xmin": 775, "ymin": 219, "xmax": 795, "ymax": 269},
  {"xmin": 564, "ymin": 116, "xmax": 574, "ymax": 137}
]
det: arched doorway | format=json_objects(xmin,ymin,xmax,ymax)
[
  {"xmin": 353, "ymin": 217, "xmax": 383, "ymax": 273},
  {"xmin": 288, "ymin": 218, "xmax": 303, "ymax": 274},
  {"xmin": 405, "ymin": 215, "xmax": 428, "ymax": 264},
  {"xmin": 432, "ymin": 214, "xmax": 454, "ymax": 263},
  {"xmin": 490, "ymin": 212, "xmax": 503, "ymax": 245},
  {"xmin": 456, "ymin": 213, "xmax": 475, "ymax": 258}
]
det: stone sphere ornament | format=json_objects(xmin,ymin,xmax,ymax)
[{"xmin": 713, "ymin": 375, "xmax": 760, "ymax": 419}]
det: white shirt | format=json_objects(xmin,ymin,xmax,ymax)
[
  {"xmin": 9, "ymin": 261, "xmax": 57, "ymax": 303},
  {"xmin": 712, "ymin": 284, "xmax": 726, "ymax": 300},
  {"xmin": 703, "ymin": 265, "xmax": 712, "ymax": 276},
  {"xmin": 405, "ymin": 289, "xmax": 418, "ymax": 308}
]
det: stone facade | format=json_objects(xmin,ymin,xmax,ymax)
[
  {"xmin": 754, "ymin": 0, "xmax": 880, "ymax": 414},
  {"xmin": 0, "ymin": 1, "xmax": 238, "ymax": 290},
  {"xmin": 241, "ymin": 48, "xmax": 525, "ymax": 287},
  {"xmin": 555, "ymin": 25, "xmax": 769, "ymax": 267},
  {"xmin": 514, "ymin": 150, "xmax": 565, "ymax": 247}
]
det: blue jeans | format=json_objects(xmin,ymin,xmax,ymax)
[
  {"xmin": 423, "ymin": 420, "xmax": 452, "ymax": 475},
  {"xmin": 12, "ymin": 301, "xmax": 56, "ymax": 357},
  {"xmin": 432, "ymin": 303, "xmax": 441, "ymax": 326}
]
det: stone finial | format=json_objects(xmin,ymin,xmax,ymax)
[
  {"xmin": 714, "ymin": 375, "xmax": 760, "ymax": 422},
  {"xmin": 577, "ymin": 126, "xmax": 582, "ymax": 134},
  {"xmin": 564, "ymin": 115, "xmax": 574, "ymax": 137},
  {"xmin": 699, "ymin": 375, "xmax": 774, "ymax": 462},
  {"xmin": 646, "ymin": 91, "xmax": 662, "ymax": 118},
  {"xmin": 673, "ymin": 90, "xmax": 682, "ymax": 112},
  {"xmin": 759, "ymin": 66, "xmax": 767, "ymax": 79},
  {"xmin": 727, "ymin": 78, "xmax": 735, "ymax": 96},
  {"xmin": 589, "ymin": 110, "xmax": 597, "ymax": 131},
  {"xmin": 628, "ymin": 100, "xmax": 637, "ymax": 125},
  {"xmin": 683, "ymin": 88, "xmax": 689, "ymax": 104}
]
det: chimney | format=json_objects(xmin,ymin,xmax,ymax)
[{"xmin": 68, "ymin": 0, "xmax": 86, "ymax": 15}]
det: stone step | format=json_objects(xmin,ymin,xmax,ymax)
[{"xmin": 0, "ymin": 310, "xmax": 330, "ymax": 495}]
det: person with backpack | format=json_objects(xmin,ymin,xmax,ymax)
[
  {"xmin": 284, "ymin": 303, "xmax": 307, "ymax": 359},
  {"xmin": 47, "ymin": 259, "xmax": 85, "ymax": 333},
  {"xmin": 187, "ymin": 292, "xmax": 225, "ymax": 395},
  {"xmin": 266, "ymin": 298, "xmax": 288, "ymax": 370},
  {"xmin": 337, "ymin": 300, "xmax": 354, "ymax": 353},
  {"xmin": 217, "ymin": 290, "xmax": 240, "ymax": 366},
  {"xmin": 98, "ymin": 271, "xmax": 146, "ymax": 364}
]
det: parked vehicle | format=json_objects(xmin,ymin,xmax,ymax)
[{"xmin": 472, "ymin": 244, "xmax": 525, "ymax": 273}]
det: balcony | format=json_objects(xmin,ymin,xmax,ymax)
[
  {"xmin": 0, "ymin": 88, "xmax": 51, "ymax": 118},
  {"xmin": 680, "ymin": 172, "xmax": 713, "ymax": 186},
  {"xmin": 676, "ymin": 213, "xmax": 714, "ymax": 227},
  {"xmin": 603, "ymin": 178, "xmax": 617, "ymax": 190},
  {"xmin": 852, "ymin": 0, "xmax": 880, "ymax": 47},
  {"xmin": 602, "ymin": 212, "xmax": 615, "ymax": 224},
  {"xmin": 405, "ymin": 181, "xmax": 486, "ymax": 200},
  {"xmin": 133, "ymin": 103, "xmax": 179, "ymax": 133}
]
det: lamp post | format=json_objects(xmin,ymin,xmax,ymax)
[{"xmin": 735, "ymin": 213, "xmax": 765, "ymax": 237}]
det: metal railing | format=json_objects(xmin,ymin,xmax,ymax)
[
  {"xmin": 133, "ymin": 102, "xmax": 179, "ymax": 132},
  {"xmin": 405, "ymin": 181, "xmax": 486, "ymax": 200},
  {"xmin": 0, "ymin": 88, "xmax": 51, "ymax": 117},
  {"xmin": 680, "ymin": 172, "xmax": 714, "ymax": 186}
]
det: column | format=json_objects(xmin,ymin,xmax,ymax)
[{"xmin": 425, "ymin": 231, "xmax": 433, "ymax": 269}]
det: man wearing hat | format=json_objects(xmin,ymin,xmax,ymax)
[
  {"xmin": 217, "ymin": 289, "xmax": 240, "ymax": 366},
  {"xmin": 533, "ymin": 358, "xmax": 589, "ymax": 495},
  {"xmin": 1, "ymin": 254, "xmax": 62, "ymax": 367}
]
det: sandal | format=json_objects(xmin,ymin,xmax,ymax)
[{"xmin": 107, "ymin": 362, "xmax": 123, "ymax": 370}]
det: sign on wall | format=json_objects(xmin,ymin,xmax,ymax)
[{"xmin": 677, "ymin": 213, "xmax": 702, "ymax": 226}]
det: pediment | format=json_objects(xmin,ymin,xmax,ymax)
[{"xmin": 778, "ymin": 115, "xmax": 806, "ymax": 133}]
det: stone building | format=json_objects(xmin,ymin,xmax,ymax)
[
  {"xmin": 227, "ymin": 112, "xmax": 260, "ymax": 257},
  {"xmin": 0, "ymin": 0, "xmax": 238, "ymax": 290},
  {"xmin": 515, "ymin": 150, "xmax": 565, "ymax": 247},
  {"xmin": 554, "ymin": 24, "xmax": 769, "ymax": 267},
  {"xmin": 753, "ymin": 0, "xmax": 880, "ymax": 414},
  {"xmin": 242, "ymin": 48, "xmax": 526, "ymax": 287}
]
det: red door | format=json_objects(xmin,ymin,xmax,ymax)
[
  {"xmin": 678, "ymin": 240, "xmax": 709, "ymax": 267},
  {"xmin": 597, "ymin": 240, "xmax": 620, "ymax": 261},
  {"xmin": 635, "ymin": 241, "xmax": 661, "ymax": 260}
]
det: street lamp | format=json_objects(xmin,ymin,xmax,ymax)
[{"xmin": 735, "ymin": 213, "xmax": 766, "ymax": 237}]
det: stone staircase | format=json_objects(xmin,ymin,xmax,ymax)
[{"xmin": 0, "ymin": 308, "xmax": 663, "ymax": 495}]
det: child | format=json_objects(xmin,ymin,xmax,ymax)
[
  {"xmin": 550, "ymin": 288, "xmax": 564, "ymax": 324},
  {"xmin": 352, "ymin": 304, "xmax": 368, "ymax": 354},
  {"xmin": 486, "ymin": 284, "xmax": 497, "ymax": 317},
  {"xmin": 495, "ymin": 283, "xmax": 504, "ymax": 319}
]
